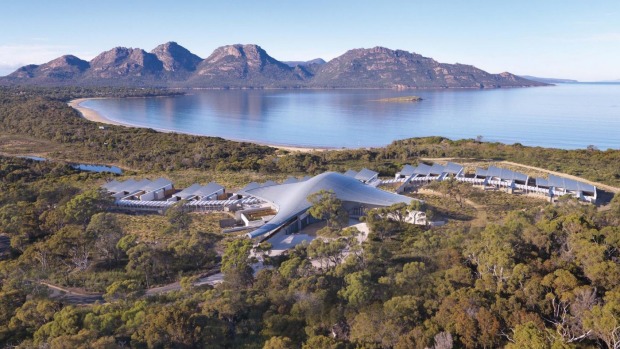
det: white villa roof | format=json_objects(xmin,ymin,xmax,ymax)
[
  {"xmin": 131, "ymin": 179, "xmax": 154, "ymax": 193},
  {"xmin": 444, "ymin": 162, "xmax": 464, "ymax": 175},
  {"xmin": 197, "ymin": 182, "xmax": 225, "ymax": 196},
  {"xmin": 486, "ymin": 166, "xmax": 528, "ymax": 182},
  {"xmin": 245, "ymin": 172, "xmax": 416, "ymax": 239},
  {"xmin": 240, "ymin": 182, "xmax": 260, "ymax": 193},
  {"xmin": 413, "ymin": 163, "xmax": 432, "ymax": 176},
  {"xmin": 536, "ymin": 177, "xmax": 550, "ymax": 187},
  {"xmin": 103, "ymin": 179, "xmax": 135, "ymax": 193},
  {"xmin": 343, "ymin": 169, "xmax": 358, "ymax": 178},
  {"xmin": 548, "ymin": 175, "xmax": 596, "ymax": 193},
  {"xmin": 173, "ymin": 183, "xmax": 203, "ymax": 200},
  {"xmin": 142, "ymin": 178, "xmax": 172, "ymax": 192},
  {"xmin": 429, "ymin": 163, "xmax": 445, "ymax": 176},
  {"xmin": 102, "ymin": 180, "xmax": 122, "ymax": 192},
  {"xmin": 103, "ymin": 178, "xmax": 155, "ymax": 194},
  {"xmin": 399, "ymin": 165, "xmax": 416, "ymax": 177},
  {"xmin": 355, "ymin": 168, "xmax": 379, "ymax": 182}
]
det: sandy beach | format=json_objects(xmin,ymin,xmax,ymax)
[
  {"xmin": 67, "ymin": 98, "xmax": 332, "ymax": 153},
  {"xmin": 68, "ymin": 98, "xmax": 124, "ymax": 126}
]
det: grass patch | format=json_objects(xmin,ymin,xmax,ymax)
[{"xmin": 114, "ymin": 211, "xmax": 230, "ymax": 244}]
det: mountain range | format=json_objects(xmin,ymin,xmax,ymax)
[{"xmin": 0, "ymin": 42, "xmax": 547, "ymax": 89}]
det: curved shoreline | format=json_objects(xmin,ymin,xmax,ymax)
[
  {"xmin": 68, "ymin": 98, "xmax": 333, "ymax": 152},
  {"xmin": 68, "ymin": 98, "xmax": 125, "ymax": 126}
]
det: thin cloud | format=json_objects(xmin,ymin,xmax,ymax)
[
  {"xmin": 583, "ymin": 32, "xmax": 620, "ymax": 42},
  {"xmin": 552, "ymin": 32, "xmax": 620, "ymax": 44},
  {"xmin": 0, "ymin": 43, "xmax": 94, "ymax": 73}
]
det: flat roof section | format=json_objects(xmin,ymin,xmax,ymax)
[
  {"xmin": 548, "ymin": 174, "xmax": 596, "ymax": 193},
  {"xmin": 343, "ymin": 169, "xmax": 358, "ymax": 178},
  {"xmin": 444, "ymin": 162, "xmax": 464, "ymax": 175},
  {"xmin": 413, "ymin": 163, "xmax": 432, "ymax": 176},
  {"xmin": 486, "ymin": 166, "xmax": 528, "ymax": 182},
  {"xmin": 399, "ymin": 164, "xmax": 416, "ymax": 177},
  {"xmin": 102, "ymin": 180, "xmax": 121, "ymax": 191},
  {"xmin": 183, "ymin": 182, "xmax": 225, "ymax": 198},
  {"xmin": 173, "ymin": 183, "xmax": 203, "ymax": 200},
  {"xmin": 240, "ymin": 182, "xmax": 260, "ymax": 194},
  {"xmin": 142, "ymin": 178, "xmax": 173, "ymax": 192},
  {"xmin": 429, "ymin": 163, "xmax": 445, "ymax": 176},
  {"xmin": 355, "ymin": 168, "xmax": 379, "ymax": 182},
  {"xmin": 102, "ymin": 179, "xmax": 137, "ymax": 193}
]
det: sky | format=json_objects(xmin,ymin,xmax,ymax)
[{"xmin": 1, "ymin": 0, "xmax": 619, "ymax": 81}]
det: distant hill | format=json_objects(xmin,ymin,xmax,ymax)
[
  {"xmin": 519, "ymin": 75, "xmax": 578, "ymax": 84},
  {"xmin": 0, "ymin": 43, "xmax": 547, "ymax": 89},
  {"xmin": 6, "ymin": 55, "xmax": 90, "ymax": 83},
  {"xmin": 282, "ymin": 58, "xmax": 326, "ymax": 67},
  {"xmin": 187, "ymin": 44, "xmax": 308, "ymax": 88},
  {"xmin": 311, "ymin": 47, "xmax": 544, "ymax": 88}
]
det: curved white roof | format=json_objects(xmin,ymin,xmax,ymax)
[
  {"xmin": 245, "ymin": 172, "xmax": 415, "ymax": 238},
  {"xmin": 282, "ymin": 176, "xmax": 299, "ymax": 184}
]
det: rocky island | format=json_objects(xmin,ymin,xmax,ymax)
[{"xmin": 374, "ymin": 96, "xmax": 423, "ymax": 102}]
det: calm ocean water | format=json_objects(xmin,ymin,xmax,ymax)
[{"xmin": 82, "ymin": 83, "xmax": 620, "ymax": 150}]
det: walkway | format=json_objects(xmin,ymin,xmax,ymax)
[
  {"xmin": 0, "ymin": 235, "xmax": 9, "ymax": 255},
  {"xmin": 40, "ymin": 282, "xmax": 104, "ymax": 305}
]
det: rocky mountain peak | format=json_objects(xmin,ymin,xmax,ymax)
[
  {"xmin": 150, "ymin": 42, "xmax": 202, "ymax": 72},
  {"xmin": 190, "ymin": 44, "xmax": 306, "ymax": 87},
  {"xmin": 88, "ymin": 47, "xmax": 163, "ymax": 78},
  {"xmin": 7, "ymin": 55, "xmax": 89, "ymax": 80},
  {"xmin": 7, "ymin": 64, "xmax": 39, "ymax": 78},
  {"xmin": 205, "ymin": 44, "xmax": 269, "ymax": 64},
  {"xmin": 45, "ymin": 55, "xmax": 89, "ymax": 70}
]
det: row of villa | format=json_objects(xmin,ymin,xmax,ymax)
[{"xmin": 394, "ymin": 162, "xmax": 597, "ymax": 203}]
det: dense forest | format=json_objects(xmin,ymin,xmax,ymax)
[
  {"xmin": 1, "ymin": 87, "xmax": 619, "ymax": 348},
  {"xmin": 1, "ymin": 154, "xmax": 620, "ymax": 348}
]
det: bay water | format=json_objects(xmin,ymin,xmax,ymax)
[{"xmin": 81, "ymin": 83, "xmax": 620, "ymax": 150}]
